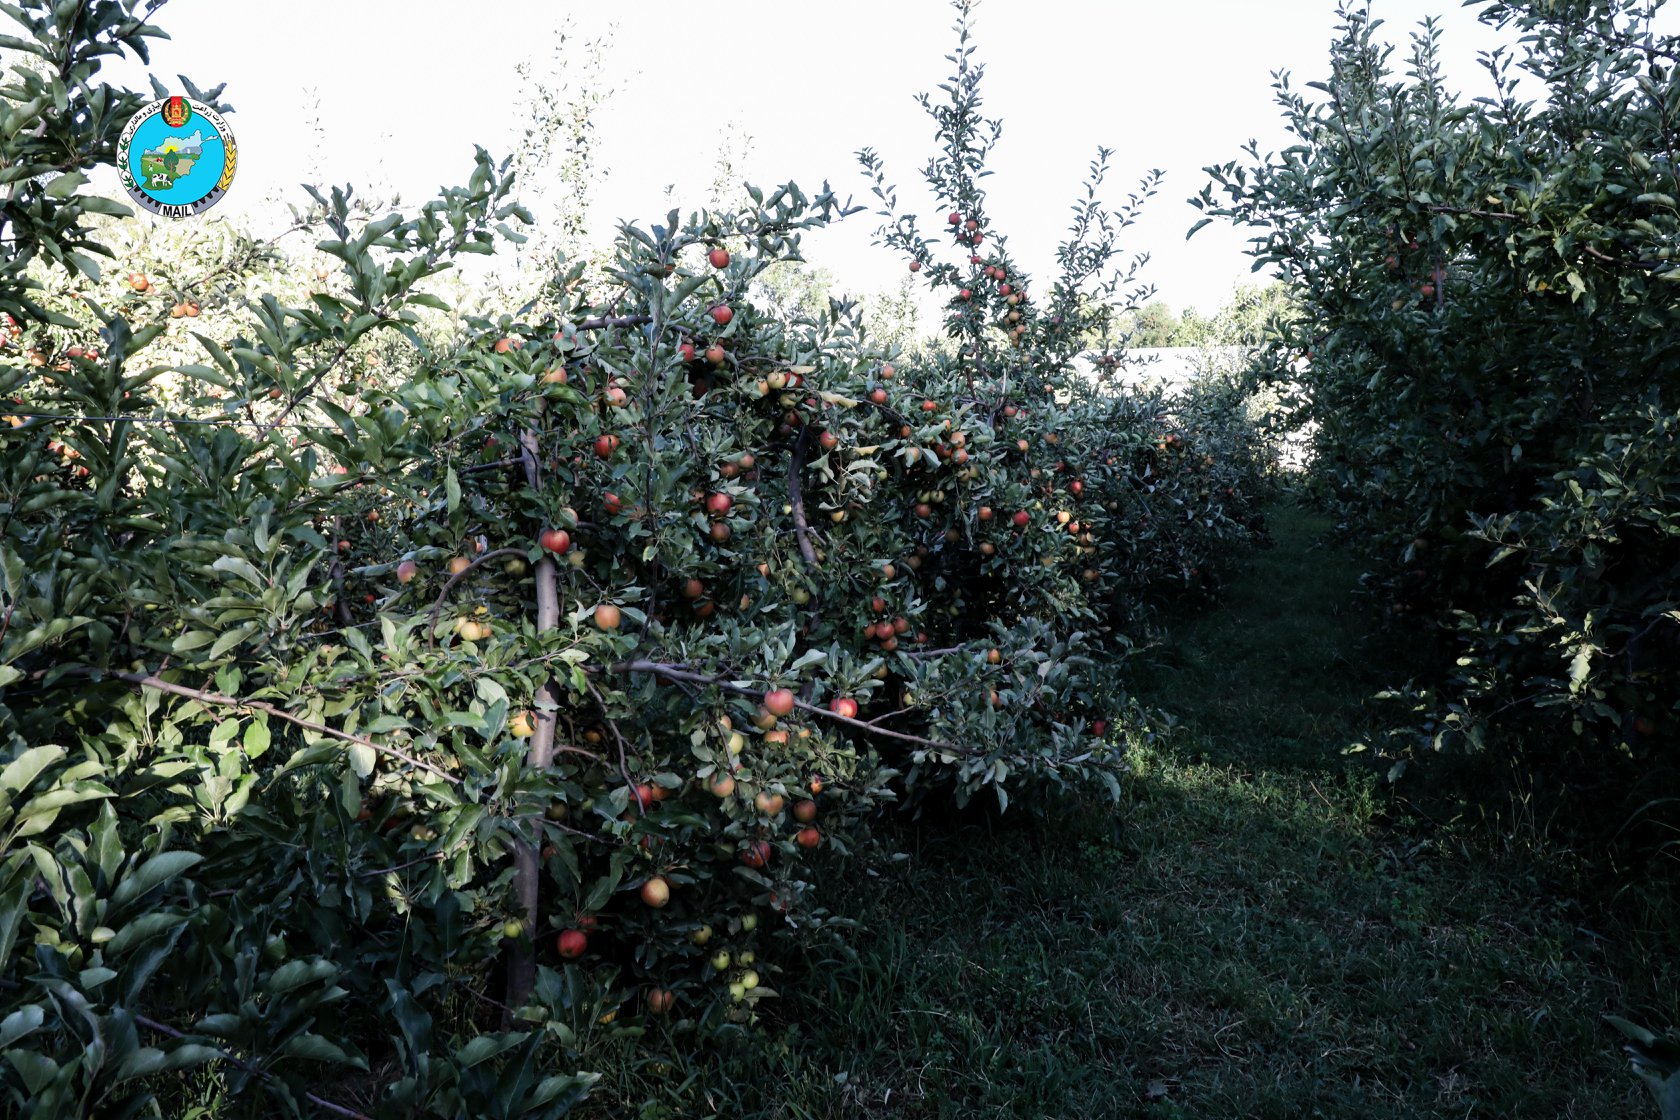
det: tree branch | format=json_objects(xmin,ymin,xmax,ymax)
[
  {"xmin": 788, "ymin": 425, "xmax": 818, "ymax": 567},
  {"xmin": 612, "ymin": 659, "xmax": 978, "ymax": 755},
  {"xmin": 426, "ymin": 547, "xmax": 527, "ymax": 647},
  {"xmin": 134, "ymin": 1013, "xmax": 374, "ymax": 1120},
  {"xmin": 574, "ymin": 313, "xmax": 653, "ymax": 331},
  {"xmin": 105, "ymin": 669, "xmax": 461, "ymax": 786}
]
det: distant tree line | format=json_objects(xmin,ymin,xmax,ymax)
[{"xmin": 1095, "ymin": 282, "xmax": 1298, "ymax": 349}]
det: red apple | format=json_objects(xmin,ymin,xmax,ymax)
[
  {"xmin": 640, "ymin": 876, "xmax": 671, "ymax": 908},
  {"xmin": 764, "ymin": 688, "xmax": 796, "ymax": 717},
  {"xmin": 709, "ymin": 247, "xmax": 731, "ymax": 269},
  {"xmin": 830, "ymin": 697, "xmax": 858, "ymax": 720},
  {"xmin": 556, "ymin": 929, "xmax": 588, "ymax": 958},
  {"xmin": 539, "ymin": 528, "xmax": 572, "ymax": 555},
  {"xmin": 710, "ymin": 304, "xmax": 733, "ymax": 326}
]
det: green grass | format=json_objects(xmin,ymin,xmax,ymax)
[{"xmin": 580, "ymin": 497, "xmax": 1676, "ymax": 1119}]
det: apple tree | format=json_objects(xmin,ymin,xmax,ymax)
[
  {"xmin": 1194, "ymin": 0, "xmax": 1680, "ymax": 800},
  {"xmin": 0, "ymin": 1, "xmax": 1273, "ymax": 1115}
]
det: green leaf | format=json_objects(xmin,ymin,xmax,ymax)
[
  {"xmin": 43, "ymin": 171, "xmax": 86, "ymax": 198},
  {"xmin": 453, "ymin": 1032, "xmax": 525, "ymax": 1069},
  {"xmin": 3, "ymin": 1049, "xmax": 58, "ymax": 1095},
  {"xmin": 0, "ymin": 1006, "xmax": 43, "ymax": 1049},
  {"xmin": 12, "ymin": 785, "xmax": 113, "ymax": 837},
  {"xmin": 280, "ymin": 1033, "xmax": 363, "ymax": 1068},
  {"xmin": 243, "ymin": 717, "xmax": 272, "ymax": 759},
  {"xmin": 280, "ymin": 741, "xmax": 341, "ymax": 774},
  {"xmin": 211, "ymin": 555, "xmax": 266, "ymax": 589},
  {"xmin": 267, "ymin": 958, "xmax": 338, "ymax": 997},
  {"xmin": 111, "ymin": 851, "xmax": 204, "ymax": 909},
  {"xmin": 0, "ymin": 744, "xmax": 65, "ymax": 805},
  {"xmin": 170, "ymin": 630, "xmax": 216, "ymax": 654}
]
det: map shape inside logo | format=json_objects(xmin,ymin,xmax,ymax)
[{"xmin": 118, "ymin": 96, "xmax": 237, "ymax": 218}]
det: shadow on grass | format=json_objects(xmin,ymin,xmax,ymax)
[
  {"xmin": 569, "ymin": 495, "xmax": 1671, "ymax": 1119},
  {"xmin": 1125, "ymin": 495, "xmax": 1430, "ymax": 776}
]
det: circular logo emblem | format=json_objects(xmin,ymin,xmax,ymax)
[{"xmin": 117, "ymin": 96, "xmax": 237, "ymax": 218}]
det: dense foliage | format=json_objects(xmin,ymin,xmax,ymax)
[
  {"xmin": 0, "ymin": 1, "xmax": 1270, "ymax": 1116},
  {"xmin": 1197, "ymin": 0, "xmax": 1680, "ymax": 805}
]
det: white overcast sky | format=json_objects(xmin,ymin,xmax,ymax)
[{"xmin": 95, "ymin": 0, "xmax": 1675, "ymax": 314}]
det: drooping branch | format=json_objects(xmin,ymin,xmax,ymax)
[
  {"xmin": 134, "ymin": 1013, "xmax": 373, "ymax": 1120},
  {"xmin": 611, "ymin": 659, "xmax": 979, "ymax": 755},
  {"xmin": 858, "ymin": 394, "xmax": 912, "ymax": 430},
  {"xmin": 425, "ymin": 547, "xmax": 527, "ymax": 647},
  {"xmin": 582, "ymin": 676, "xmax": 645, "ymax": 814},
  {"xmin": 574, "ymin": 313, "xmax": 653, "ymax": 331},
  {"xmin": 105, "ymin": 669, "xmax": 461, "ymax": 786}
]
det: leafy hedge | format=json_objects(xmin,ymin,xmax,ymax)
[{"xmin": 1196, "ymin": 0, "xmax": 1680, "ymax": 803}]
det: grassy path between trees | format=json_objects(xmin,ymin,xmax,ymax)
[{"xmin": 588, "ymin": 498, "xmax": 1672, "ymax": 1119}]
